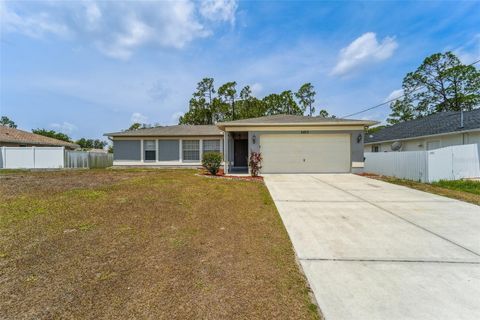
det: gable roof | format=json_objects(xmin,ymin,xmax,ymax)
[
  {"xmin": 0, "ymin": 126, "xmax": 79, "ymax": 149},
  {"xmin": 365, "ymin": 109, "xmax": 480, "ymax": 144},
  {"xmin": 105, "ymin": 125, "xmax": 223, "ymax": 137},
  {"xmin": 217, "ymin": 114, "xmax": 377, "ymax": 129}
]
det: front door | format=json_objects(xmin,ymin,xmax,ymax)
[{"xmin": 234, "ymin": 139, "xmax": 248, "ymax": 167}]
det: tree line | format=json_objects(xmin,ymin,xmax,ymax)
[
  {"xmin": 386, "ymin": 51, "xmax": 480, "ymax": 125},
  {"xmin": 0, "ymin": 117, "xmax": 109, "ymax": 151},
  {"xmin": 178, "ymin": 80, "xmax": 332, "ymax": 125}
]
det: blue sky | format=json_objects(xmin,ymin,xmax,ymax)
[{"xmin": 1, "ymin": 0, "xmax": 479, "ymax": 140}]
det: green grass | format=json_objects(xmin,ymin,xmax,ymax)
[{"xmin": 432, "ymin": 179, "xmax": 480, "ymax": 195}]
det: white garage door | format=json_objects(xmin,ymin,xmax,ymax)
[{"xmin": 260, "ymin": 134, "xmax": 351, "ymax": 173}]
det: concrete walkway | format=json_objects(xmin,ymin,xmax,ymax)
[{"xmin": 264, "ymin": 174, "xmax": 480, "ymax": 320}]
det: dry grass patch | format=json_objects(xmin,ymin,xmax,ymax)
[{"xmin": 0, "ymin": 169, "xmax": 319, "ymax": 320}]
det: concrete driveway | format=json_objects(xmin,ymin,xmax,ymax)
[{"xmin": 264, "ymin": 174, "xmax": 480, "ymax": 320}]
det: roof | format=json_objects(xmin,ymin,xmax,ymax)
[
  {"xmin": 105, "ymin": 125, "xmax": 223, "ymax": 137},
  {"xmin": 0, "ymin": 126, "xmax": 79, "ymax": 149},
  {"xmin": 217, "ymin": 114, "xmax": 377, "ymax": 129},
  {"xmin": 365, "ymin": 109, "xmax": 480, "ymax": 144}
]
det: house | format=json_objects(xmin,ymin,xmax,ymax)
[
  {"xmin": 105, "ymin": 114, "xmax": 377, "ymax": 174},
  {"xmin": 0, "ymin": 126, "xmax": 79, "ymax": 150},
  {"xmin": 365, "ymin": 109, "xmax": 480, "ymax": 152}
]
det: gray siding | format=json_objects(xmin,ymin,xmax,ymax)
[
  {"xmin": 114, "ymin": 140, "xmax": 141, "ymax": 161},
  {"xmin": 248, "ymin": 130, "xmax": 365, "ymax": 163},
  {"xmin": 158, "ymin": 140, "xmax": 179, "ymax": 161}
]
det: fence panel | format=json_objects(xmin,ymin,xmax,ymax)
[
  {"xmin": 65, "ymin": 151, "xmax": 89, "ymax": 168},
  {"xmin": 364, "ymin": 151, "xmax": 427, "ymax": 182},
  {"xmin": 365, "ymin": 144, "xmax": 480, "ymax": 182},
  {"xmin": 427, "ymin": 144, "xmax": 480, "ymax": 182},
  {"xmin": 34, "ymin": 147, "xmax": 65, "ymax": 168},
  {"xmin": 88, "ymin": 152, "xmax": 113, "ymax": 168}
]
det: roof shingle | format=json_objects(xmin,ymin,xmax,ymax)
[
  {"xmin": 105, "ymin": 125, "xmax": 223, "ymax": 137},
  {"xmin": 365, "ymin": 109, "xmax": 480, "ymax": 144},
  {"xmin": 0, "ymin": 126, "xmax": 79, "ymax": 149}
]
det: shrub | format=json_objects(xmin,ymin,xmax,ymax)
[
  {"xmin": 249, "ymin": 151, "xmax": 263, "ymax": 177},
  {"xmin": 202, "ymin": 152, "xmax": 223, "ymax": 176}
]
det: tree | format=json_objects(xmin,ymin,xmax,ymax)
[
  {"xmin": 218, "ymin": 81, "xmax": 238, "ymax": 120},
  {"xmin": 0, "ymin": 116, "xmax": 17, "ymax": 128},
  {"xmin": 179, "ymin": 78, "xmax": 217, "ymax": 125},
  {"xmin": 32, "ymin": 129, "xmax": 72, "ymax": 142},
  {"xmin": 128, "ymin": 123, "xmax": 142, "ymax": 131},
  {"xmin": 387, "ymin": 52, "xmax": 480, "ymax": 124},
  {"xmin": 279, "ymin": 90, "xmax": 302, "ymax": 115},
  {"xmin": 366, "ymin": 125, "xmax": 387, "ymax": 134},
  {"xmin": 318, "ymin": 109, "xmax": 335, "ymax": 118},
  {"xmin": 76, "ymin": 138, "xmax": 108, "ymax": 149},
  {"xmin": 295, "ymin": 83, "xmax": 316, "ymax": 116}
]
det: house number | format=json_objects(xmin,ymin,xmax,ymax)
[{"xmin": 300, "ymin": 130, "xmax": 309, "ymax": 134}]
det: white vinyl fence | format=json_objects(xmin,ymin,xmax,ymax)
[
  {"xmin": 364, "ymin": 143, "xmax": 480, "ymax": 182},
  {"xmin": 0, "ymin": 147, "xmax": 113, "ymax": 169},
  {"xmin": 0, "ymin": 147, "xmax": 65, "ymax": 169}
]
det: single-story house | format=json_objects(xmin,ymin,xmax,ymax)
[
  {"xmin": 365, "ymin": 109, "xmax": 480, "ymax": 152},
  {"xmin": 0, "ymin": 126, "xmax": 79, "ymax": 150},
  {"xmin": 105, "ymin": 114, "xmax": 377, "ymax": 174}
]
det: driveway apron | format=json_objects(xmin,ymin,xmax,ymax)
[{"xmin": 264, "ymin": 173, "xmax": 480, "ymax": 320}]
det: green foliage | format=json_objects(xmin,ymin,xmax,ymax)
[
  {"xmin": 128, "ymin": 123, "xmax": 142, "ymax": 130},
  {"xmin": 318, "ymin": 109, "xmax": 335, "ymax": 118},
  {"xmin": 295, "ymin": 83, "xmax": 315, "ymax": 116},
  {"xmin": 249, "ymin": 152, "xmax": 263, "ymax": 177},
  {"xmin": 0, "ymin": 116, "xmax": 17, "ymax": 128},
  {"xmin": 432, "ymin": 179, "xmax": 480, "ymax": 196},
  {"xmin": 32, "ymin": 129, "xmax": 72, "ymax": 142},
  {"xmin": 388, "ymin": 52, "xmax": 480, "ymax": 125},
  {"xmin": 76, "ymin": 138, "xmax": 108, "ymax": 149},
  {"xmin": 179, "ymin": 79, "xmax": 324, "ymax": 124},
  {"xmin": 202, "ymin": 152, "xmax": 223, "ymax": 176}
]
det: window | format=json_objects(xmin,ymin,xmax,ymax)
[
  {"xmin": 372, "ymin": 145, "xmax": 379, "ymax": 152},
  {"xmin": 203, "ymin": 140, "xmax": 221, "ymax": 154},
  {"xmin": 182, "ymin": 140, "xmax": 200, "ymax": 161},
  {"xmin": 144, "ymin": 140, "xmax": 156, "ymax": 161}
]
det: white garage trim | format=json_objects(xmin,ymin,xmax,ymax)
[{"xmin": 259, "ymin": 134, "xmax": 351, "ymax": 173}]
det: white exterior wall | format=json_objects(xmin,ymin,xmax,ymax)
[{"xmin": 365, "ymin": 131, "xmax": 480, "ymax": 153}]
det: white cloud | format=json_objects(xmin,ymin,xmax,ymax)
[
  {"xmin": 454, "ymin": 34, "xmax": 480, "ymax": 65},
  {"xmin": 1, "ymin": 0, "xmax": 235, "ymax": 60},
  {"xmin": 50, "ymin": 121, "xmax": 77, "ymax": 133},
  {"xmin": 131, "ymin": 112, "xmax": 148, "ymax": 124},
  {"xmin": 0, "ymin": 2, "xmax": 69, "ymax": 38},
  {"xmin": 84, "ymin": 1, "xmax": 102, "ymax": 31},
  {"xmin": 331, "ymin": 32, "xmax": 398, "ymax": 76},
  {"xmin": 200, "ymin": 0, "xmax": 238, "ymax": 24},
  {"xmin": 385, "ymin": 89, "xmax": 404, "ymax": 102}
]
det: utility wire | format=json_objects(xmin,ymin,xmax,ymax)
[{"xmin": 342, "ymin": 58, "xmax": 480, "ymax": 118}]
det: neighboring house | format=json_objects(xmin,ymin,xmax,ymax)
[
  {"xmin": 0, "ymin": 126, "xmax": 79, "ymax": 150},
  {"xmin": 105, "ymin": 114, "xmax": 376, "ymax": 174},
  {"xmin": 365, "ymin": 109, "xmax": 480, "ymax": 153}
]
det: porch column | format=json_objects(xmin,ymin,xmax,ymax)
[{"xmin": 223, "ymin": 131, "xmax": 229, "ymax": 174}]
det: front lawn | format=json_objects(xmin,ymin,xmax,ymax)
[
  {"xmin": 366, "ymin": 175, "xmax": 480, "ymax": 205},
  {"xmin": 0, "ymin": 169, "xmax": 319, "ymax": 319}
]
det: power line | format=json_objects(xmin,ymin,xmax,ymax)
[{"xmin": 342, "ymin": 58, "xmax": 480, "ymax": 118}]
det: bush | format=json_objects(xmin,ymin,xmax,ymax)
[
  {"xmin": 202, "ymin": 152, "xmax": 223, "ymax": 176},
  {"xmin": 249, "ymin": 151, "xmax": 263, "ymax": 177}
]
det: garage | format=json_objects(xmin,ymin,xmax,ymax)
[
  {"xmin": 259, "ymin": 134, "xmax": 351, "ymax": 173},
  {"xmin": 216, "ymin": 114, "xmax": 377, "ymax": 175}
]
